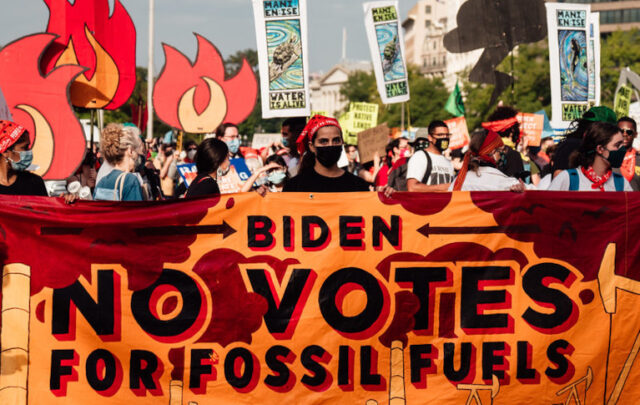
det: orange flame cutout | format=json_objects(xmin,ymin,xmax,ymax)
[
  {"xmin": 0, "ymin": 34, "xmax": 87, "ymax": 180},
  {"xmin": 154, "ymin": 34, "xmax": 258, "ymax": 133},
  {"xmin": 41, "ymin": 0, "xmax": 136, "ymax": 110}
]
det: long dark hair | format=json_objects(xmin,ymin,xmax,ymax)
[
  {"xmin": 195, "ymin": 138, "xmax": 228, "ymax": 175},
  {"xmin": 570, "ymin": 122, "xmax": 621, "ymax": 168},
  {"xmin": 467, "ymin": 129, "xmax": 490, "ymax": 173}
]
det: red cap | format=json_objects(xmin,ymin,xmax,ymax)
[{"xmin": 0, "ymin": 120, "xmax": 27, "ymax": 153}]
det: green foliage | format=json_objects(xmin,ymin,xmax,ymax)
[
  {"xmin": 340, "ymin": 66, "xmax": 451, "ymax": 128},
  {"xmin": 600, "ymin": 29, "xmax": 640, "ymax": 106}
]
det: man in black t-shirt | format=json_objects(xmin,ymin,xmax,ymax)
[
  {"xmin": 284, "ymin": 115, "xmax": 370, "ymax": 193},
  {"xmin": 0, "ymin": 120, "xmax": 47, "ymax": 196}
]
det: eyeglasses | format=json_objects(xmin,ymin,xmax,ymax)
[
  {"xmin": 431, "ymin": 133, "xmax": 451, "ymax": 137},
  {"xmin": 621, "ymin": 129, "xmax": 636, "ymax": 136}
]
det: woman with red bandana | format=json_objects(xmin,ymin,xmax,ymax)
[
  {"xmin": 283, "ymin": 115, "xmax": 370, "ymax": 192},
  {"xmin": 0, "ymin": 120, "xmax": 47, "ymax": 196},
  {"xmin": 549, "ymin": 122, "xmax": 631, "ymax": 192},
  {"xmin": 450, "ymin": 129, "xmax": 531, "ymax": 191}
]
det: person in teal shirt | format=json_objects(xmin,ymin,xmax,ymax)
[{"xmin": 94, "ymin": 123, "xmax": 144, "ymax": 201}]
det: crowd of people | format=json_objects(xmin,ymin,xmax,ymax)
[{"xmin": 0, "ymin": 104, "xmax": 637, "ymax": 200}]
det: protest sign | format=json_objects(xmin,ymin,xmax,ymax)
[
  {"xmin": 444, "ymin": 116, "xmax": 470, "ymax": 150},
  {"xmin": 0, "ymin": 34, "xmax": 86, "ymax": 180},
  {"xmin": 546, "ymin": 3, "xmax": 599, "ymax": 128},
  {"xmin": 339, "ymin": 111, "xmax": 358, "ymax": 145},
  {"xmin": 357, "ymin": 123, "xmax": 390, "ymax": 163},
  {"xmin": 252, "ymin": 133, "xmax": 283, "ymax": 151},
  {"xmin": 41, "ymin": 0, "xmax": 136, "ymax": 110},
  {"xmin": 154, "ymin": 34, "xmax": 257, "ymax": 134},
  {"xmin": 350, "ymin": 102, "xmax": 379, "ymax": 132},
  {"xmin": 516, "ymin": 113, "xmax": 545, "ymax": 147},
  {"xmin": 363, "ymin": 1, "xmax": 410, "ymax": 104},
  {"xmin": 4, "ymin": 192, "xmax": 640, "ymax": 404},
  {"xmin": 217, "ymin": 158, "xmax": 252, "ymax": 194},
  {"xmin": 614, "ymin": 85, "xmax": 633, "ymax": 119},
  {"xmin": 252, "ymin": 0, "xmax": 311, "ymax": 118},
  {"xmin": 177, "ymin": 163, "xmax": 198, "ymax": 187}
]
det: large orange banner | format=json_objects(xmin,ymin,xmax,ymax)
[{"xmin": 1, "ymin": 192, "xmax": 640, "ymax": 404}]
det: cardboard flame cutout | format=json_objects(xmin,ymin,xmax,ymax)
[
  {"xmin": 154, "ymin": 34, "xmax": 258, "ymax": 133},
  {"xmin": 0, "ymin": 34, "xmax": 86, "ymax": 180},
  {"xmin": 41, "ymin": 0, "xmax": 137, "ymax": 110}
]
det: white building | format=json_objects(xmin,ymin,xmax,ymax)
[
  {"xmin": 309, "ymin": 61, "xmax": 372, "ymax": 117},
  {"xmin": 402, "ymin": 0, "xmax": 482, "ymax": 88}
]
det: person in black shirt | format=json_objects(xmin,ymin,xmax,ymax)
[
  {"xmin": 0, "ymin": 120, "xmax": 47, "ymax": 196},
  {"xmin": 284, "ymin": 115, "xmax": 370, "ymax": 193},
  {"xmin": 186, "ymin": 138, "xmax": 229, "ymax": 198},
  {"xmin": 483, "ymin": 106, "xmax": 525, "ymax": 179}
]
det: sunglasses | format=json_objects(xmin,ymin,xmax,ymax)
[{"xmin": 621, "ymin": 129, "xmax": 636, "ymax": 136}]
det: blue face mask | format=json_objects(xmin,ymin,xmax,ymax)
[
  {"xmin": 268, "ymin": 171, "xmax": 287, "ymax": 185},
  {"xmin": 282, "ymin": 138, "xmax": 289, "ymax": 148},
  {"xmin": 9, "ymin": 150, "xmax": 33, "ymax": 171},
  {"xmin": 226, "ymin": 138, "xmax": 240, "ymax": 154}
]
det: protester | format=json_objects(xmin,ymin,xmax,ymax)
[
  {"xmin": 406, "ymin": 121, "xmax": 454, "ymax": 191},
  {"xmin": 379, "ymin": 137, "xmax": 411, "ymax": 189},
  {"xmin": 183, "ymin": 140, "xmax": 198, "ymax": 164},
  {"xmin": 553, "ymin": 106, "xmax": 617, "ymax": 177},
  {"xmin": 549, "ymin": 122, "xmax": 631, "ymax": 191},
  {"xmin": 0, "ymin": 120, "xmax": 47, "ymax": 196},
  {"xmin": 280, "ymin": 117, "xmax": 306, "ymax": 176},
  {"xmin": 537, "ymin": 143, "xmax": 559, "ymax": 190},
  {"xmin": 154, "ymin": 143, "xmax": 178, "ymax": 198},
  {"xmin": 283, "ymin": 115, "xmax": 370, "ymax": 192},
  {"xmin": 483, "ymin": 106, "xmax": 525, "ymax": 179},
  {"xmin": 241, "ymin": 155, "xmax": 289, "ymax": 194},
  {"xmin": 450, "ymin": 129, "xmax": 531, "ymax": 191},
  {"xmin": 216, "ymin": 122, "xmax": 242, "ymax": 159},
  {"xmin": 93, "ymin": 123, "xmax": 144, "ymax": 201},
  {"xmin": 186, "ymin": 138, "xmax": 229, "ymax": 198},
  {"xmin": 618, "ymin": 117, "xmax": 640, "ymax": 191}
]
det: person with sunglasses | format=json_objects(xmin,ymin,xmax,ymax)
[
  {"xmin": 406, "ymin": 120, "xmax": 454, "ymax": 192},
  {"xmin": 618, "ymin": 117, "xmax": 640, "ymax": 191}
]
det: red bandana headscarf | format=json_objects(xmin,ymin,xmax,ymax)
[
  {"xmin": 452, "ymin": 131, "xmax": 504, "ymax": 191},
  {"xmin": 0, "ymin": 120, "xmax": 27, "ymax": 153},
  {"xmin": 482, "ymin": 117, "xmax": 518, "ymax": 139},
  {"xmin": 296, "ymin": 115, "xmax": 341, "ymax": 155}
]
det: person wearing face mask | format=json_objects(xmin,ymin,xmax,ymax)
[
  {"xmin": 283, "ymin": 115, "xmax": 370, "ymax": 192},
  {"xmin": 549, "ymin": 122, "xmax": 632, "ymax": 192},
  {"xmin": 93, "ymin": 123, "xmax": 144, "ymax": 201},
  {"xmin": 216, "ymin": 123, "xmax": 243, "ymax": 159},
  {"xmin": 406, "ymin": 121, "xmax": 455, "ymax": 192},
  {"xmin": 450, "ymin": 129, "xmax": 533, "ymax": 191},
  {"xmin": 0, "ymin": 120, "xmax": 47, "ymax": 196},
  {"xmin": 183, "ymin": 141, "xmax": 198, "ymax": 164},
  {"xmin": 186, "ymin": 138, "xmax": 229, "ymax": 198},
  {"xmin": 483, "ymin": 106, "xmax": 526, "ymax": 180},
  {"xmin": 618, "ymin": 117, "xmax": 640, "ymax": 191},
  {"xmin": 241, "ymin": 155, "xmax": 289, "ymax": 194}
]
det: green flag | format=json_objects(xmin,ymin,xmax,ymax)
[{"xmin": 445, "ymin": 81, "xmax": 465, "ymax": 117}]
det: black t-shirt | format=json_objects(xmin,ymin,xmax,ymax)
[
  {"xmin": 283, "ymin": 169, "xmax": 370, "ymax": 192},
  {"xmin": 0, "ymin": 171, "xmax": 47, "ymax": 196},
  {"xmin": 500, "ymin": 146, "xmax": 525, "ymax": 177},
  {"xmin": 185, "ymin": 175, "xmax": 220, "ymax": 198}
]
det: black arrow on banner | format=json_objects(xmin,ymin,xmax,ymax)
[
  {"xmin": 417, "ymin": 223, "xmax": 541, "ymax": 238},
  {"xmin": 41, "ymin": 221, "xmax": 237, "ymax": 239}
]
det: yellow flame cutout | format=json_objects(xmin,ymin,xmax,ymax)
[
  {"xmin": 15, "ymin": 104, "xmax": 54, "ymax": 176},
  {"xmin": 178, "ymin": 77, "xmax": 228, "ymax": 134},
  {"xmin": 55, "ymin": 26, "xmax": 119, "ymax": 109}
]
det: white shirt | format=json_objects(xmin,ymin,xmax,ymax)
[
  {"xmin": 537, "ymin": 173, "xmax": 553, "ymax": 190},
  {"xmin": 449, "ymin": 166, "xmax": 536, "ymax": 191},
  {"xmin": 406, "ymin": 150, "xmax": 454, "ymax": 185},
  {"xmin": 548, "ymin": 168, "xmax": 632, "ymax": 191},
  {"xmin": 95, "ymin": 160, "xmax": 114, "ymax": 185}
]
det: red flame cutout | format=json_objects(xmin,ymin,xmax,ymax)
[
  {"xmin": 153, "ymin": 34, "xmax": 257, "ymax": 133},
  {"xmin": 0, "ymin": 34, "xmax": 86, "ymax": 180},
  {"xmin": 41, "ymin": 0, "xmax": 136, "ymax": 110}
]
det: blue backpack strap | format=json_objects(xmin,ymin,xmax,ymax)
[
  {"xmin": 613, "ymin": 172, "xmax": 625, "ymax": 192},
  {"xmin": 567, "ymin": 168, "xmax": 579, "ymax": 191}
]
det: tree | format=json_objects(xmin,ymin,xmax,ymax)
[
  {"xmin": 601, "ymin": 29, "xmax": 640, "ymax": 106},
  {"xmin": 340, "ymin": 71, "xmax": 376, "ymax": 104}
]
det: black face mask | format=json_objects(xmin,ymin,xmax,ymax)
[
  {"xmin": 413, "ymin": 138, "xmax": 429, "ymax": 151},
  {"xmin": 315, "ymin": 145, "xmax": 343, "ymax": 168},
  {"xmin": 434, "ymin": 138, "xmax": 449, "ymax": 152}
]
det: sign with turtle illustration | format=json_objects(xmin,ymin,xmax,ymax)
[
  {"xmin": 364, "ymin": 1, "xmax": 410, "ymax": 104},
  {"xmin": 546, "ymin": 3, "xmax": 599, "ymax": 128},
  {"xmin": 252, "ymin": 0, "xmax": 311, "ymax": 118}
]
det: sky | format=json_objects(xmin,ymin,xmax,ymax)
[{"xmin": 3, "ymin": 0, "xmax": 415, "ymax": 75}]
